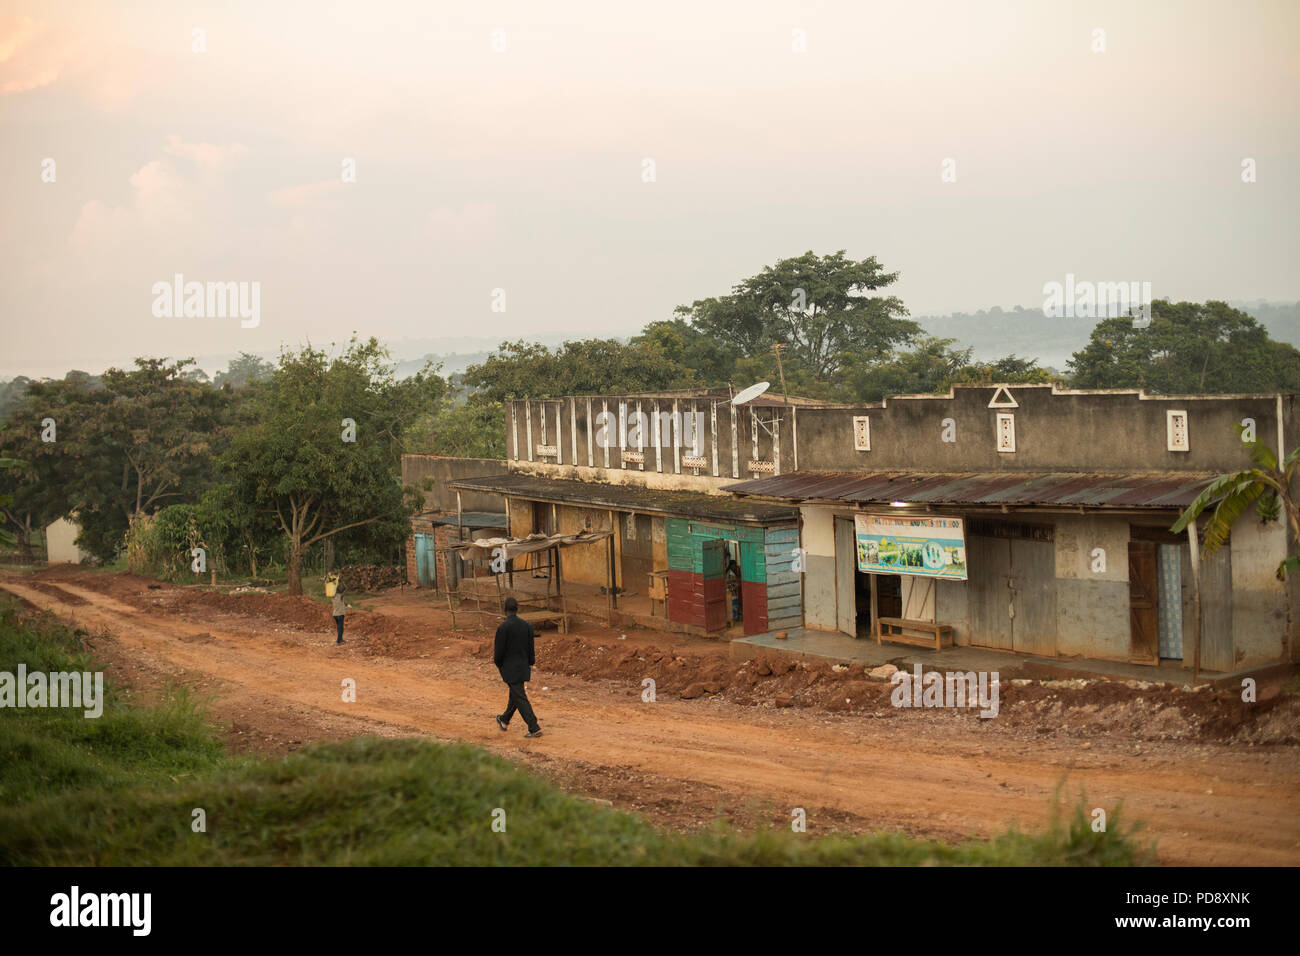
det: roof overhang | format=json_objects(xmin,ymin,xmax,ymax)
[
  {"xmin": 722, "ymin": 470, "xmax": 1217, "ymax": 510},
  {"xmin": 449, "ymin": 473, "xmax": 798, "ymax": 524}
]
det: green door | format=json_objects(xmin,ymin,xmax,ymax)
[{"xmin": 415, "ymin": 533, "xmax": 435, "ymax": 588}]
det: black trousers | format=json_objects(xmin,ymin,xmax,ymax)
[
  {"xmin": 500, "ymin": 681, "xmax": 539, "ymax": 732},
  {"xmin": 334, "ymin": 615, "xmax": 344, "ymax": 640}
]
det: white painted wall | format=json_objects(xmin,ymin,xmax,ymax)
[
  {"xmin": 801, "ymin": 504, "xmax": 837, "ymax": 630},
  {"xmin": 45, "ymin": 517, "xmax": 91, "ymax": 564}
]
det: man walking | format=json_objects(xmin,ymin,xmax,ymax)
[
  {"xmin": 494, "ymin": 597, "xmax": 542, "ymax": 738},
  {"xmin": 331, "ymin": 582, "xmax": 347, "ymax": 645}
]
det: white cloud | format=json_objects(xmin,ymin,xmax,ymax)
[{"xmin": 268, "ymin": 179, "xmax": 344, "ymax": 207}]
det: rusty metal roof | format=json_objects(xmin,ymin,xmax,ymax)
[
  {"xmin": 722, "ymin": 471, "xmax": 1218, "ymax": 509},
  {"xmin": 449, "ymin": 472, "xmax": 799, "ymax": 524}
]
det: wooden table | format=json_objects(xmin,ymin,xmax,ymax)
[{"xmin": 519, "ymin": 608, "xmax": 569, "ymax": 634}]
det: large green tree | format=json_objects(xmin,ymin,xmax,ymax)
[
  {"xmin": 407, "ymin": 395, "xmax": 507, "ymax": 460},
  {"xmin": 0, "ymin": 410, "xmax": 72, "ymax": 561},
  {"xmin": 7, "ymin": 363, "xmax": 220, "ymax": 561},
  {"xmin": 1067, "ymin": 300, "xmax": 1300, "ymax": 393},
  {"xmin": 213, "ymin": 352, "xmax": 276, "ymax": 390},
  {"xmin": 218, "ymin": 337, "xmax": 440, "ymax": 595},
  {"xmin": 674, "ymin": 250, "xmax": 919, "ymax": 380},
  {"xmin": 464, "ymin": 338, "xmax": 696, "ymax": 404}
]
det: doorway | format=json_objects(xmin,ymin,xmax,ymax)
[
  {"xmin": 414, "ymin": 532, "xmax": 435, "ymax": 589},
  {"xmin": 1128, "ymin": 540, "xmax": 1159, "ymax": 664},
  {"xmin": 966, "ymin": 523, "xmax": 1057, "ymax": 655}
]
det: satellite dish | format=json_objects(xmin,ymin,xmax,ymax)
[{"xmin": 731, "ymin": 381, "xmax": 771, "ymax": 405}]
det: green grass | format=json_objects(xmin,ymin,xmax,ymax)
[{"xmin": 0, "ymin": 599, "xmax": 1153, "ymax": 866}]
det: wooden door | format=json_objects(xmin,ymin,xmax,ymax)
[
  {"xmin": 1011, "ymin": 537, "xmax": 1057, "ymax": 656},
  {"xmin": 620, "ymin": 513, "xmax": 653, "ymax": 593},
  {"xmin": 968, "ymin": 535, "xmax": 1014, "ymax": 650},
  {"xmin": 701, "ymin": 538, "xmax": 728, "ymax": 632},
  {"xmin": 1128, "ymin": 541, "xmax": 1159, "ymax": 664}
]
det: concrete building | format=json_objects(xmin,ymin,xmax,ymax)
[
  {"xmin": 402, "ymin": 455, "xmax": 508, "ymax": 590},
  {"xmin": 725, "ymin": 384, "xmax": 1300, "ymax": 671},
  {"xmin": 45, "ymin": 515, "xmax": 93, "ymax": 564},
  {"xmin": 420, "ymin": 384, "xmax": 1297, "ymax": 671},
  {"xmin": 446, "ymin": 389, "xmax": 814, "ymax": 636}
]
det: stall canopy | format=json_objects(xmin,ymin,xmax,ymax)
[{"xmin": 445, "ymin": 529, "xmax": 613, "ymax": 560}]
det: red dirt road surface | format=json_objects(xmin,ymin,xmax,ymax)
[{"xmin": 4, "ymin": 566, "xmax": 1298, "ymax": 865}]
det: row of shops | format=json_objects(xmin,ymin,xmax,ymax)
[{"xmin": 405, "ymin": 384, "xmax": 1300, "ymax": 671}]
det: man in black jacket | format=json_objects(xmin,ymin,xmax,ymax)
[{"xmin": 494, "ymin": 597, "xmax": 543, "ymax": 737}]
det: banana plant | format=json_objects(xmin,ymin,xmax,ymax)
[{"xmin": 1171, "ymin": 425, "xmax": 1300, "ymax": 580}]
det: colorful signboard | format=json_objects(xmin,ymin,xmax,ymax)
[{"xmin": 854, "ymin": 513, "xmax": 967, "ymax": 580}]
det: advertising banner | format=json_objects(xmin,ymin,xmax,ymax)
[{"xmin": 854, "ymin": 513, "xmax": 967, "ymax": 580}]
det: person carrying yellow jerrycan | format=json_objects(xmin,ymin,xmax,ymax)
[{"xmin": 326, "ymin": 574, "xmax": 346, "ymax": 644}]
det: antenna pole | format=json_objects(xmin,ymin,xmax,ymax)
[{"xmin": 773, "ymin": 343, "xmax": 789, "ymax": 405}]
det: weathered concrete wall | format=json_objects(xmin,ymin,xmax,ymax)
[
  {"xmin": 1229, "ymin": 515, "xmax": 1289, "ymax": 667},
  {"xmin": 507, "ymin": 394, "xmax": 798, "ymax": 486},
  {"xmin": 401, "ymin": 455, "xmax": 507, "ymax": 513},
  {"xmin": 555, "ymin": 504, "xmax": 614, "ymax": 587},
  {"xmin": 1052, "ymin": 515, "xmax": 1132, "ymax": 661},
  {"xmin": 791, "ymin": 386, "xmax": 1277, "ymax": 474}
]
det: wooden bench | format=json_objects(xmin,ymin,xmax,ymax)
[{"xmin": 876, "ymin": 617, "xmax": 954, "ymax": 651}]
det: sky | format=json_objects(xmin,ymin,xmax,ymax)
[{"xmin": 1, "ymin": 0, "xmax": 1297, "ymax": 379}]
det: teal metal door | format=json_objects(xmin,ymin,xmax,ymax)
[{"xmin": 415, "ymin": 533, "xmax": 435, "ymax": 588}]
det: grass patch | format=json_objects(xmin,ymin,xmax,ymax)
[{"xmin": 0, "ymin": 599, "xmax": 1154, "ymax": 866}]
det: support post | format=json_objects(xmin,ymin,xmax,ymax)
[
  {"xmin": 1188, "ymin": 520, "xmax": 1203, "ymax": 684},
  {"xmin": 607, "ymin": 532, "xmax": 616, "ymax": 624}
]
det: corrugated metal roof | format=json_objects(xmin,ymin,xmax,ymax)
[
  {"xmin": 424, "ymin": 511, "xmax": 509, "ymax": 529},
  {"xmin": 449, "ymin": 472, "xmax": 798, "ymax": 524},
  {"xmin": 722, "ymin": 471, "xmax": 1217, "ymax": 509}
]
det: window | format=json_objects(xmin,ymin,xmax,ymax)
[
  {"xmin": 1167, "ymin": 410, "xmax": 1189, "ymax": 452},
  {"xmin": 853, "ymin": 416, "xmax": 870, "ymax": 451},
  {"xmin": 996, "ymin": 413, "xmax": 1016, "ymax": 453}
]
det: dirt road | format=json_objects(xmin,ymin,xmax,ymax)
[{"xmin": 4, "ymin": 568, "xmax": 1298, "ymax": 865}]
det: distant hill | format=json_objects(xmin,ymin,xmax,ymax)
[{"xmin": 913, "ymin": 301, "xmax": 1300, "ymax": 370}]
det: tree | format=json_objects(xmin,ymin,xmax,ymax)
[
  {"xmin": 213, "ymin": 352, "xmax": 275, "ymax": 390},
  {"xmin": 464, "ymin": 338, "xmax": 696, "ymax": 404},
  {"xmin": 407, "ymin": 396, "xmax": 508, "ymax": 459},
  {"xmin": 1067, "ymin": 300, "xmax": 1300, "ymax": 393},
  {"xmin": 838, "ymin": 338, "xmax": 974, "ymax": 402},
  {"xmin": 217, "ymin": 337, "xmax": 439, "ymax": 595},
  {"xmin": 0, "ymin": 425, "xmax": 21, "ymax": 551},
  {"xmin": 952, "ymin": 354, "xmax": 1055, "ymax": 386},
  {"xmin": 0, "ymin": 409, "xmax": 72, "ymax": 561},
  {"xmin": 0, "ymin": 377, "xmax": 33, "ymax": 422},
  {"xmin": 675, "ymin": 250, "xmax": 919, "ymax": 379},
  {"xmin": 631, "ymin": 318, "xmax": 738, "ymax": 386}
]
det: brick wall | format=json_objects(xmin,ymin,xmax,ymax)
[{"xmin": 409, "ymin": 514, "xmax": 506, "ymax": 589}]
